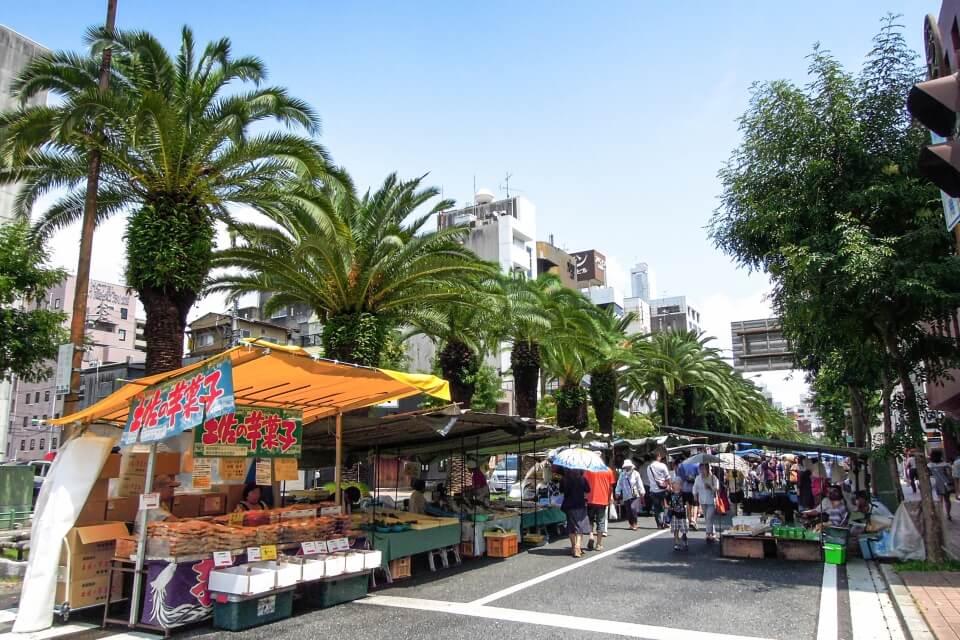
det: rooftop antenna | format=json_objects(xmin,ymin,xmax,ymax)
[{"xmin": 500, "ymin": 172, "xmax": 522, "ymax": 198}]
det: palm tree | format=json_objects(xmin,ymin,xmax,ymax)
[
  {"xmin": 405, "ymin": 273, "xmax": 502, "ymax": 407},
  {"xmin": 0, "ymin": 26, "xmax": 332, "ymax": 374},
  {"xmin": 586, "ymin": 309, "xmax": 638, "ymax": 435},
  {"xmin": 208, "ymin": 174, "xmax": 492, "ymax": 367}
]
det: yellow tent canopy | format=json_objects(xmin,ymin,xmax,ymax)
[{"xmin": 52, "ymin": 339, "xmax": 450, "ymax": 426}]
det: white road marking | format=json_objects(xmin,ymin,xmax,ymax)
[
  {"xmin": 847, "ymin": 560, "xmax": 905, "ymax": 640},
  {"xmin": 471, "ymin": 528, "xmax": 669, "ymax": 605},
  {"xmin": 817, "ymin": 563, "xmax": 837, "ymax": 640},
  {"xmin": 0, "ymin": 611, "xmax": 16, "ymax": 624},
  {"xmin": 359, "ymin": 595, "xmax": 774, "ymax": 640},
  {"xmin": 0, "ymin": 622, "xmax": 96, "ymax": 639}
]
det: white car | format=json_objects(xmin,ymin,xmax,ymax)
[{"xmin": 488, "ymin": 456, "xmax": 518, "ymax": 493}]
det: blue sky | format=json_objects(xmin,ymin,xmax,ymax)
[{"xmin": 2, "ymin": 1, "xmax": 935, "ymax": 404}]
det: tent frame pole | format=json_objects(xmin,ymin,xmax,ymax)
[
  {"xmin": 334, "ymin": 412, "xmax": 343, "ymax": 506},
  {"xmin": 128, "ymin": 442, "xmax": 157, "ymax": 627}
]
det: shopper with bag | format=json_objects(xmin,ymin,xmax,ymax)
[
  {"xmin": 585, "ymin": 457, "xmax": 616, "ymax": 551},
  {"xmin": 646, "ymin": 450, "xmax": 671, "ymax": 529},
  {"xmin": 693, "ymin": 463, "xmax": 718, "ymax": 542},
  {"xmin": 929, "ymin": 450, "xmax": 955, "ymax": 521},
  {"xmin": 615, "ymin": 459, "xmax": 645, "ymax": 531}
]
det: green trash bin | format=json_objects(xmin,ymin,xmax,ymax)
[{"xmin": 212, "ymin": 588, "xmax": 294, "ymax": 631}]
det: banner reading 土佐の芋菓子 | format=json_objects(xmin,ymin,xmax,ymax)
[{"xmin": 193, "ymin": 406, "xmax": 302, "ymax": 458}]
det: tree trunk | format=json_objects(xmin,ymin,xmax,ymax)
[
  {"xmin": 439, "ymin": 340, "xmax": 478, "ymax": 408},
  {"xmin": 662, "ymin": 392, "xmax": 670, "ymax": 426},
  {"xmin": 682, "ymin": 387, "xmax": 696, "ymax": 428},
  {"xmin": 556, "ymin": 381, "xmax": 587, "ymax": 429},
  {"xmin": 589, "ymin": 367, "xmax": 617, "ymax": 435},
  {"xmin": 848, "ymin": 385, "xmax": 868, "ymax": 448},
  {"xmin": 882, "ymin": 330, "xmax": 944, "ymax": 563},
  {"xmin": 881, "ymin": 373, "xmax": 904, "ymax": 504},
  {"xmin": 140, "ymin": 287, "xmax": 193, "ymax": 375},
  {"xmin": 321, "ymin": 312, "xmax": 386, "ymax": 367},
  {"xmin": 511, "ymin": 339, "xmax": 540, "ymax": 418}
]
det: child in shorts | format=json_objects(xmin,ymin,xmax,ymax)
[{"xmin": 668, "ymin": 480, "xmax": 688, "ymax": 551}]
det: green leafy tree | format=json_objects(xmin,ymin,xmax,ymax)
[
  {"xmin": 0, "ymin": 26, "xmax": 332, "ymax": 374},
  {"xmin": 710, "ymin": 18, "xmax": 960, "ymax": 561},
  {"xmin": 586, "ymin": 309, "xmax": 638, "ymax": 435},
  {"xmin": 209, "ymin": 174, "xmax": 491, "ymax": 367},
  {"xmin": 0, "ymin": 221, "xmax": 67, "ymax": 381}
]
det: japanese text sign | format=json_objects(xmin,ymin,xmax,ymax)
[
  {"xmin": 193, "ymin": 406, "xmax": 302, "ymax": 458},
  {"xmin": 121, "ymin": 357, "xmax": 234, "ymax": 446}
]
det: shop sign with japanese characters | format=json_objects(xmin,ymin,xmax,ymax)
[
  {"xmin": 121, "ymin": 357, "xmax": 235, "ymax": 446},
  {"xmin": 193, "ymin": 406, "xmax": 302, "ymax": 458}
]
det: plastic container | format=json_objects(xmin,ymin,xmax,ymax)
[
  {"xmin": 300, "ymin": 573, "xmax": 368, "ymax": 609},
  {"xmin": 323, "ymin": 554, "xmax": 345, "ymax": 578},
  {"xmin": 248, "ymin": 560, "xmax": 301, "ymax": 588},
  {"xmin": 823, "ymin": 543, "xmax": 846, "ymax": 565},
  {"xmin": 343, "ymin": 552, "xmax": 365, "ymax": 574},
  {"xmin": 484, "ymin": 532, "xmax": 519, "ymax": 558},
  {"xmin": 209, "ymin": 566, "xmax": 276, "ymax": 595},
  {"xmin": 212, "ymin": 589, "xmax": 293, "ymax": 631}
]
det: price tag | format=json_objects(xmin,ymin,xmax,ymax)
[
  {"xmin": 228, "ymin": 511, "xmax": 245, "ymax": 526},
  {"xmin": 329, "ymin": 537, "xmax": 349, "ymax": 552},
  {"xmin": 316, "ymin": 540, "xmax": 329, "ymax": 554},
  {"xmin": 139, "ymin": 493, "xmax": 160, "ymax": 510},
  {"xmin": 260, "ymin": 544, "xmax": 277, "ymax": 561},
  {"xmin": 246, "ymin": 546, "xmax": 262, "ymax": 562},
  {"xmin": 319, "ymin": 506, "xmax": 342, "ymax": 516},
  {"xmin": 301, "ymin": 541, "xmax": 318, "ymax": 555},
  {"xmin": 213, "ymin": 551, "xmax": 233, "ymax": 567}
]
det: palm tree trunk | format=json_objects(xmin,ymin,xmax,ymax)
[
  {"xmin": 322, "ymin": 312, "xmax": 387, "ymax": 367},
  {"xmin": 882, "ymin": 329, "xmax": 944, "ymax": 563},
  {"xmin": 682, "ymin": 387, "xmax": 696, "ymax": 428},
  {"xmin": 556, "ymin": 381, "xmax": 587, "ymax": 429},
  {"xmin": 140, "ymin": 287, "xmax": 192, "ymax": 375},
  {"xmin": 589, "ymin": 367, "xmax": 617, "ymax": 435},
  {"xmin": 439, "ymin": 340, "xmax": 478, "ymax": 408},
  {"xmin": 512, "ymin": 339, "xmax": 540, "ymax": 418}
]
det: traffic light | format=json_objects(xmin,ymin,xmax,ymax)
[{"xmin": 908, "ymin": 73, "xmax": 960, "ymax": 196}]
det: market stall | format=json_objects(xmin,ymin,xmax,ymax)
[{"xmin": 35, "ymin": 340, "xmax": 450, "ymax": 633}]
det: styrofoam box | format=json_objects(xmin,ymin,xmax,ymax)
[
  {"xmin": 359, "ymin": 550, "xmax": 382, "ymax": 570},
  {"xmin": 343, "ymin": 552, "xmax": 364, "ymax": 574},
  {"xmin": 299, "ymin": 558, "xmax": 326, "ymax": 581},
  {"xmin": 209, "ymin": 566, "xmax": 275, "ymax": 595},
  {"xmin": 322, "ymin": 554, "xmax": 345, "ymax": 577},
  {"xmin": 248, "ymin": 560, "xmax": 301, "ymax": 588}
]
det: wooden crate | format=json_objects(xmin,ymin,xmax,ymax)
[
  {"xmin": 721, "ymin": 535, "xmax": 771, "ymax": 559},
  {"xmin": 777, "ymin": 539, "xmax": 823, "ymax": 562},
  {"xmin": 389, "ymin": 556, "xmax": 411, "ymax": 580},
  {"xmin": 485, "ymin": 534, "xmax": 519, "ymax": 558}
]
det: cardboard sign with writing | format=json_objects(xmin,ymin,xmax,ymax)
[
  {"xmin": 193, "ymin": 406, "xmax": 302, "ymax": 458},
  {"xmin": 139, "ymin": 493, "xmax": 160, "ymax": 510},
  {"xmin": 246, "ymin": 546, "xmax": 262, "ymax": 561},
  {"xmin": 280, "ymin": 508, "xmax": 316, "ymax": 520},
  {"xmin": 315, "ymin": 540, "xmax": 329, "ymax": 554},
  {"xmin": 328, "ymin": 537, "xmax": 350, "ymax": 552},
  {"xmin": 192, "ymin": 458, "xmax": 213, "ymax": 490},
  {"xmin": 228, "ymin": 511, "xmax": 245, "ymax": 526},
  {"xmin": 274, "ymin": 457, "xmax": 299, "ymax": 481},
  {"xmin": 301, "ymin": 541, "xmax": 318, "ymax": 555},
  {"xmin": 259, "ymin": 545, "xmax": 277, "ymax": 561},
  {"xmin": 219, "ymin": 458, "xmax": 246, "ymax": 482},
  {"xmin": 255, "ymin": 458, "xmax": 272, "ymax": 485},
  {"xmin": 213, "ymin": 551, "xmax": 233, "ymax": 567}
]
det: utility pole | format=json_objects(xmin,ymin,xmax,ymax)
[
  {"xmin": 61, "ymin": 0, "xmax": 118, "ymax": 440},
  {"xmin": 230, "ymin": 231, "xmax": 240, "ymax": 346}
]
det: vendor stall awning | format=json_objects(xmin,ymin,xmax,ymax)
[
  {"xmin": 658, "ymin": 425, "xmax": 870, "ymax": 459},
  {"xmin": 52, "ymin": 340, "xmax": 451, "ymax": 426}
]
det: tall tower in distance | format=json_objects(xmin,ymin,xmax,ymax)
[{"xmin": 630, "ymin": 262, "xmax": 657, "ymax": 302}]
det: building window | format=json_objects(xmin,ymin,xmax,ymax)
[
  {"xmin": 34, "ymin": 392, "xmax": 39, "ymax": 403},
  {"xmin": 44, "ymin": 390, "xmax": 50, "ymax": 402},
  {"xmin": 241, "ymin": 329, "xmax": 251, "ymax": 338},
  {"xmin": 118, "ymin": 329, "xmax": 127, "ymax": 341},
  {"xmin": 438, "ymin": 458, "xmax": 449, "ymax": 472},
  {"xmin": 24, "ymin": 393, "xmax": 30, "ymax": 405},
  {"xmin": 39, "ymin": 438, "xmax": 44, "ymax": 450},
  {"xmin": 54, "ymin": 298, "xmax": 61, "ymax": 309},
  {"xmin": 197, "ymin": 333, "xmax": 214, "ymax": 347},
  {"xmin": 22, "ymin": 417, "xmax": 27, "ymax": 429},
  {"xmin": 51, "ymin": 438, "xmax": 57, "ymax": 449},
  {"xmin": 29, "ymin": 439, "xmax": 35, "ymax": 450},
  {"xmin": 19, "ymin": 440, "xmax": 25, "ymax": 451},
  {"xmin": 260, "ymin": 328, "xmax": 266, "ymax": 335},
  {"xmin": 120, "ymin": 307, "xmax": 128, "ymax": 320}
]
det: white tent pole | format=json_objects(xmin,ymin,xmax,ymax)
[
  {"xmin": 334, "ymin": 413, "xmax": 343, "ymax": 506},
  {"xmin": 128, "ymin": 442, "xmax": 157, "ymax": 627}
]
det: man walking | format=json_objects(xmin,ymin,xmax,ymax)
[
  {"xmin": 646, "ymin": 449, "xmax": 671, "ymax": 529},
  {"xmin": 586, "ymin": 455, "xmax": 615, "ymax": 551}
]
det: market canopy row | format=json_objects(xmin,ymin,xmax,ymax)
[{"xmin": 658, "ymin": 425, "xmax": 870, "ymax": 459}]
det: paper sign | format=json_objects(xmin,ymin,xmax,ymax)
[
  {"xmin": 229, "ymin": 511, "xmax": 245, "ymax": 526},
  {"xmin": 315, "ymin": 540, "xmax": 329, "ymax": 554},
  {"xmin": 140, "ymin": 493, "xmax": 160, "ymax": 510},
  {"xmin": 246, "ymin": 546, "xmax": 262, "ymax": 561},
  {"xmin": 213, "ymin": 551, "xmax": 233, "ymax": 567},
  {"xmin": 220, "ymin": 458, "xmax": 246, "ymax": 482},
  {"xmin": 328, "ymin": 538, "xmax": 350, "ymax": 552},
  {"xmin": 320, "ymin": 506, "xmax": 342, "ymax": 516},
  {"xmin": 274, "ymin": 457, "xmax": 299, "ymax": 481},
  {"xmin": 257, "ymin": 595, "xmax": 276, "ymax": 617},
  {"xmin": 193, "ymin": 406, "xmax": 302, "ymax": 458},
  {"xmin": 260, "ymin": 544, "xmax": 277, "ymax": 560},
  {"xmin": 182, "ymin": 447, "xmax": 194, "ymax": 473},
  {"xmin": 192, "ymin": 458, "xmax": 212, "ymax": 489},
  {"xmin": 255, "ymin": 458, "xmax": 272, "ymax": 485},
  {"xmin": 301, "ymin": 541, "xmax": 318, "ymax": 555}
]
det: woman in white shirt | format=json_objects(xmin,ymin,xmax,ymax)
[
  {"xmin": 693, "ymin": 463, "xmax": 719, "ymax": 542},
  {"xmin": 615, "ymin": 459, "xmax": 645, "ymax": 531}
]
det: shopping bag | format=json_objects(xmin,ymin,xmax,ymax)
[{"xmin": 608, "ymin": 502, "xmax": 619, "ymax": 521}]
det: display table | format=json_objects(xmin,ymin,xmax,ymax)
[
  {"xmin": 521, "ymin": 507, "xmax": 565, "ymax": 530},
  {"xmin": 461, "ymin": 516, "xmax": 521, "ymax": 556},
  {"xmin": 776, "ymin": 538, "xmax": 822, "ymax": 562},
  {"xmin": 369, "ymin": 524, "xmax": 461, "ymax": 568}
]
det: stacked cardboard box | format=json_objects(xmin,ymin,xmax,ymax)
[
  {"xmin": 76, "ymin": 454, "xmax": 121, "ymax": 526},
  {"xmin": 115, "ymin": 451, "xmax": 181, "ymax": 498},
  {"xmin": 57, "ymin": 522, "xmax": 128, "ymax": 609}
]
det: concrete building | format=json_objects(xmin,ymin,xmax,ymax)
[
  {"xmin": 0, "ymin": 26, "xmax": 48, "ymax": 224},
  {"xmin": 630, "ymin": 262, "xmax": 657, "ymax": 302},
  {"xmin": 730, "ymin": 317, "xmax": 793, "ymax": 373},
  {"xmin": 649, "ymin": 296, "xmax": 702, "ymax": 334},
  {"xmin": 536, "ymin": 239, "xmax": 576, "ymax": 288},
  {"xmin": 570, "ymin": 249, "xmax": 606, "ymax": 288},
  {"xmin": 186, "ymin": 312, "xmax": 291, "ymax": 358},
  {"xmin": 438, "ymin": 190, "xmax": 537, "ymax": 278},
  {"xmin": 624, "ymin": 296, "xmax": 652, "ymax": 335},
  {"xmin": 583, "ymin": 285, "xmax": 624, "ymax": 317},
  {"xmin": 6, "ymin": 277, "xmax": 142, "ymax": 461}
]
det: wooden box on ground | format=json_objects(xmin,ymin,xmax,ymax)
[
  {"xmin": 105, "ymin": 497, "xmax": 138, "ymax": 524},
  {"xmin": 777, "ymin": 538, "xmax": 823, "ymax": 562},
  {"xmin": 720, "ymin": 535, "xmax": 776, "ymax": 560},
  {"xmin": 389, "ymin": 556, "xmax": 411, "ymax": 580}
]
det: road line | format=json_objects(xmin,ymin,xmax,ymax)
[
  {"xmin": 359, "ymin": 595, "xmax": 774, "ymax": 640},
  {"xmin": 470, "ymin": 528, "xmax": 669, "ymax": 605},
  {"xmin": 0, "ymin": 622, "xmax": 97, "ymax": 639},
  {"xmin": 817, "ymin": 563, "xmax": 838, "ymax": 640}
]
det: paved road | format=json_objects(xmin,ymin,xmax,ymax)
[{"xmin": 0, "ymin": 519, "xmax": 906, "ymax": 640}]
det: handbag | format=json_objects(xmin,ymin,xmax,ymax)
[{"xmin": 715, "ymin": 489, "xmax": 730, "ymax": 515}]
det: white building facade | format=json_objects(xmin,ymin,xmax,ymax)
[{"xmin": 630, "ymin": 262, "xmax": 657, "ymax": 302}]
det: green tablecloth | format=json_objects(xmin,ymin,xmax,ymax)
[
  {"xmin": 520, "ymin": 507, "xmax": 565, "ymax": 529},
  {"xmin": 370, "ymin": 524, "xmax": 461, "ymax": 567}
]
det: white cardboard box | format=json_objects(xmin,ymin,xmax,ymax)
[
  {"xmin": 298, "ymin": 557, "xmax": 326, "ymax": 581},
  {"xmin": 359, "ymin": 550, "xmax": 382, "ymax": 570},
  {"xmin": 342, "ymin": 552, "xmax": 365, "ymax": 574},
  {"xmin": 322, "ymin": 554, "xmax": 345, "ymax": 577},
  {"xmin": 248, "ymin": 560, "xmax": 301, "ymax": 588},
  {"xmin": 209, "ymin": 566, "xmax": 275, "ymax": 595}
]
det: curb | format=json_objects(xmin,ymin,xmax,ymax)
[{"xmin": 878, "ymin": 564, "xmax": 935, "ymax": 640}]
